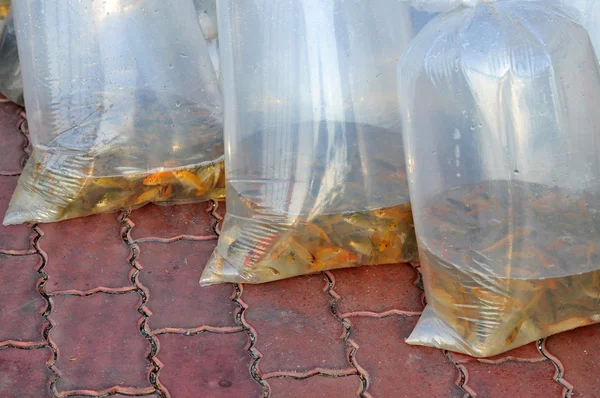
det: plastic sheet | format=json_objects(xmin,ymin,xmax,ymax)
[
  {"xmin": 0, "ymin": 9, "xmax": 23, "ymax": 106},
  {"xmin": 4, "ymin": 0, "xmax": 224, "ymax": 225},
  {"xmin": 399, "ymin": 0, "xmax": 600, "ymax": 357},
  {"xmin": 200, "ymin": 0, "xmax": 427, "ymax": 285}
]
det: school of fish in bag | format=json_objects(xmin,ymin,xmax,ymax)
[
  {"xmin": 399, "ymin": 0, "xmax": 600, "ymax": 357},
  {"xmin": 3, "ymin": 0, "xmax": 225, "ymax": 225},
  {"xmin": 0, "ymin": 8, "xmax": 23, "ymax": 106},
  {"xmin": 200, "ymin": 0, "xmax": 424, "ymax": 285}
]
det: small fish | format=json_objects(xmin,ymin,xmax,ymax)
[
  {"xmin": 311, "ymin": 246, "xmax": 359, "ymax": 271},
  {"xmin": 143, "ymin": 171, "xmax": 178, "ymax": 186},
  {"xmin": 482, "ymin": 228, "xmax": 532, "ymax": 253},
  {"xmin": 348, "ymin": 238, "xmax": 375, "ymax": 257},
  {"xmin": 303, "ymin": 223, "xmax": 332, "ymax": 245},
  {"xmin": 505, "ymin": 316, "xmax": 526, "ymax": 346},
  {"xmin": 134, "ymin": 186, "xmax": 163, "ymax": 206},
  {"xmin": 161, "ymin": 184, "xmax": 173, "ymax": 199},
  {"xmin": 446, "ymin": 197, "xmax": 471, "ymax": 213},
  {"xmin": 93, "ymin": 177, "xmax": 130, "ymax": 189},
  {"xmin": 373, "ymin": 207, "xmax": 413, "ymax": 223},
  {"xmin": 196, "ymin": 162, "xmax": 219, "ymax": 186},
  {"xmin": 343, "ymin": 213, "xmax": 375, "ymax": 230},
  {"xmin": 92, "ymin": 192, "xmax": 131, "ymax": 211},
  {"xmin": 174, "ymin": 170, "xmax": 208, "ymax": 194}
]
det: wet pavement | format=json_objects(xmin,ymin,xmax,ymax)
[{"xmin": 0, "ymin": 97, "xmax": 598, "ymax": 397}]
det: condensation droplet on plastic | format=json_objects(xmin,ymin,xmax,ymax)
[{"xmin": 513, "ymin": 169, "xmax": 519, "ymax": 175}]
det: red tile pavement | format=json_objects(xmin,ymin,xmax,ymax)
[
  {"xmin": 0, "ymin": 102, "xmax": 26, "ymax": 174},
  {"xmin": 130, "ymin": 202, "xmax": 217, "ymax": 242},
  {"xmin": 348, "ymin": 316, "xmax": 459, "ymax": 397},
  {"xmin": 463, "ymin": 359, "xmax": 563, "ymax": 397},
  {"xmin": 545, "ymin": 324, "xmax": 600, "ymax": 397},
  {"xmin": 156, "ymin": 332, "xmax": 261, "ymax": 397},
  {"xmin": 241, "ymin": 274, "xmax": 351, "ymax": 376},
  {"xmin": 330, "ymin": 263, "xmax": 423, "ymax": 315},
  {"xmin": 39, "ymin": 213, "xmax": 132, "ymax": 294},
  {"xmin": 267, "ymin": 375, "xmax": 362, "ymax": 397},
  {"xmin": 0, "ymin": 253, "xmax": 46, "ymax": 343},
  {"xmin": 0, "ymin": 347, "xmax": 52, "ymax": 398},
  {"xmin": 0, "ymin": 100, "xmax": 600, "ymax": 397},
  {"xmin": 136, "ymin": 240, "xmax": 238, "ymax": 331},
  {"xmin": 48, "ymin": 293, "xmax": 153, "ymax": 395},
  {"xmin": 0, "ymin": 176, "xmax": 32, "ymax": 251}
]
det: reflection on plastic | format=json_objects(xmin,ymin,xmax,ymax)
[{"xmin": 399, "ymin": 0, "xmax": 600, "ymax": 357}]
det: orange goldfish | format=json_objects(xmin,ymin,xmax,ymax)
[
  {"xmin": 143, "ymin": 171, "xmax": 178, "ymax": 186},
  {"xmin": 161, "ymin": 184, "xmax": 173, "ymax": 199},
  {"xmin": 174, "ymin": 170, "xmax": 208, "ymax": 195},
  {"xmin": 134, "ymin": 186, "xmax": 164, "ymax": 206}
]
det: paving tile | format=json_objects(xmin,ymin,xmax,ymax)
[
  {"xmin": 137, "ymin": 240, "xmax": 237, "ymax": 330},
  {"xmin": 0, "ymin": 102, "xmax": 25, "ymax": 173},
  {"xmin": 49, "ymin": 293, "xmax": 151, "ymax": 393},
  {"xmin": 0, "ymin": 347, "xmax": 51, "ymax": 398},
  {"xmin": 40, "ymin": 213, "xmax": 131, "ymax": 293},
  {"xmin": 545, "ymin": 324, "xmax": 600, "ymax": 397},
  {"xmin": 130, "ymin": 202, "xmax": 216, "ymax": 242},
  {"xmin": 267, "ymin": 375, "xmax": 361, "ymax": 397},
  {"xmin": 0, "ymin": 254, "xmax": 45, "ymax": 343},
  {"xmin": 331, "ymin": 263, "xmax": 422, "ymax": 315},
  {"xmin": 450, "ymin": 342, "xmax": 545, "ymax": 364},
  {"xmin": 349, "ymin": 316, "xmax": 458, "ymax": 397},
  {"xmin": 156, "ymin": 332, "xmax": 260, "ymax": 397},
  {"xmin": 0, "ymin": 176, "xmax": 32, "ymax": 251},
  {"xmin": 242, "ymin": 274, "xmax": 349, "ymax": 375},
  {"xmin": 464, "ymin": 359, "xmax": 562, "ymax": 397}
]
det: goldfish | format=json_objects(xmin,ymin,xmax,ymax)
[
  {"xmin": 348, "ymin": 237, "xmax": 375, "ymax": 257},
  {"xmin": 143, "ymin": 171, "xmax": 178, "ymax": 186},
  {"xmin": 303, "ymin": 223, "xmax": 332, "ymax": 245},
  {"xmin": 174, "ymin": 170, "xmax": 208, "ymax": 195},
  {"xmin": 482, "ymin": 228, "xmax": 533, "ymax": 253},
  {"xmin": 161, "ymin": 184, "xmax": 173, "ymax": 199},
  {"xmin": 504, "ymin": 316, "xmax": 526, "ymax": 346},
  {"xmin": 271, "ymin": 237, "xmax": 315, "ymax": 265},
  {"xmin": 92, "ymin": 190, "xmax": 135, "ymax": 211},
  {"xmin": 93, "ymin": 177, "xmax": 131, "ymax": 189},
  {"xmin": 196, "ymin": 162, "xmax": 220, "ymax": 186},
  {"xmin": 373, "ymin": 206, "xmax": 413, "ymax": 223},
  {"xmin": 343, "ymin": 213, "xmax": 375, "ymax": 230},
  {"xmin": 134, "ymin": 186, "xmax": 164, "ymax": 206},
  {"xmin": 311, "ymin": 246, "xmax": 358, "ymax": 271}
]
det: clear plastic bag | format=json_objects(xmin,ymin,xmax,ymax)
[
  {"xmin": 200, "ymin": 0, "xmax": 427, "ymax": 285},
  {"xmin": 0, "ymin": 9, "xmax": 23, "ymax": 106},
  {"xmin": 4, "ymin": 0, "xmax": 224, "ymax": 225},
  {"xmin": 399, "ymin": 0, "xmax": 600, "ymax": 357}
]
